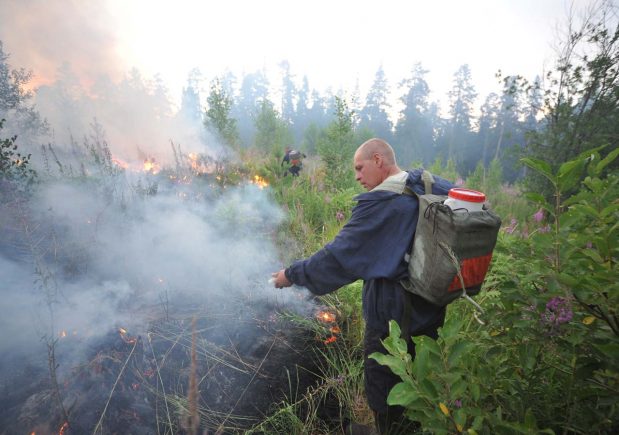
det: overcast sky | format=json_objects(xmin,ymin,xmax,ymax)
[{"xmin": 0, "ymin": 0, "xmax": 601, "ymax": 112}]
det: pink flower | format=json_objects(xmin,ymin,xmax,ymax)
[
  {"xmin": 533, "ymin": 208, "xmax": 544, "ymax": 223},
  {"xmin": 542, "ymin": 297, "xmax": 573, "ymax": 326},
  {"xmin": 505, "ymin": 218, "xmax": 518, "ymax": 234}
]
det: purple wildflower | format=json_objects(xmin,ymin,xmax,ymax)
[
  {"xmin": 453, "ymin": 399, "xmax": 462, "ymax": 408},
  {"xmin": 505, "ymin": 218, "xmax": 518, "ymax": 234},
  {"xmin": 533, "ymin": 208, "xmax": 544, "ymax": 223},
  {"xmin": 586, "ymin": 241, "xmax": 593, "ymax": 249},
  {"xmin": 539, "ymin": 224, "xmax": 551, "ymax": 233},
  {"xmin": 542, "ymin": 297, "xmax": 573, "ymax": 326},
  {"xmin": 336, "ymin": 211, "xmax": 345, "ymax": 222}
]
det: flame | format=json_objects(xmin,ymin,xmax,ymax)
[
  {"xmin": 143, "ymin": 158, "xmax": 160, "ymax": 174},
  {"xmin": 59, "ymin": 422, "xmax": 69, "ymax": 435},
  {"xmin": 119, "ymin": 327, "xmax": 137, "ymax": 344},
  {"xmin": 59, "ymin": 330, "xmax": 67, "ymax": 338},
  {"xmin": 187, "ymin": 152, "xmax": 215, "ymax": 174},
  {"xmin": 112, "ymin": 157, "xmax": 129, "ymax": 169},
  {"xmin": 250, "ymin": 175, "xmax": 269, "ymax": 189},
  {"xmin": 330, "ymin": 325, "xmax": 341, "ymax": 334},
  {"xmin": 316, "ymin": 310, "xmax": 336, "ymax": 323},
  {"xmin": 324, "ymin": 336, "xmax": 337, "ymax": 345}
]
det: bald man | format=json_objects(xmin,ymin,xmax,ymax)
[{"xmin": 272, "ymin": 138, "xmax": 454, "ymax": 434}]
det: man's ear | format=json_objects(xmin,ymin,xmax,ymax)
[{"xmin": 373, "ymin": 152, "xmax": 383, "ymax": 167}]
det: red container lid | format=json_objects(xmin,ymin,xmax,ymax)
[{"xmin": 448, "ymin": 188, "xmax": 486, "ymax": 203}]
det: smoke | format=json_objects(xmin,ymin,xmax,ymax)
[
  {"xmin": 0, "ymin": 0, "xmax": 220, "ymax": 166},
  {"xmin": 0, "ymin": 172, "xmax": 310, "ymax": 372},
  {"xmin": 0, "ymin": 0, "xmax": 122, "ymax": 89}
]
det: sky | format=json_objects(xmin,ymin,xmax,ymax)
[{"xmin": 0, "ymin": 0, "xmax": 600, "ymax": 112}]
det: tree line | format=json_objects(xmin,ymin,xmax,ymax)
[{"xmin": 1, "ymin": 2, "xmax": 617, "ymax": 194}]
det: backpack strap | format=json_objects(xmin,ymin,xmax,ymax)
[
  {"xmin": 400, "ymin": 170, "xmax": 434, "ymax": 340},
  {"xmin": 421, "ymin": 170, "xmax": 435, "ymax": 195}
]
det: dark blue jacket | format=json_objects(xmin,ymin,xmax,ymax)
[{"xmin": 286, "ymin": 169, "xmax": 454, "ymax": 332}]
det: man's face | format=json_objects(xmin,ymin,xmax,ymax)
[{"xmin": 354, "ymin": 151, "xmax": 383, "ymax": 190}]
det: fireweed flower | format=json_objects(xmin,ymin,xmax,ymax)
[
  {"xmin": 505, "ymin": 218, "xmax": 518, "ymax": 234},
  {"xmin": 542, "ymin": 297, "xmax": 573, "ymax": 329},
  {"xmin": 539, "ymin": 224, "xmax": 551, "ymax": 233},
  {"xmin": 533, "ymin": 208, "xmax": 544, "ymax": 222}
]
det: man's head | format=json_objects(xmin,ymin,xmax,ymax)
[{"xmin": 353, "ymin": 138, "xmax": 400, "ymax": 190}]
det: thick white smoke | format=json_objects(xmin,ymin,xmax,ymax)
[{"xmin": 0, "ymin": 173, "xmax": 311, "ymax": 369}]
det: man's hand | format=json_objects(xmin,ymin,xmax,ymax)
[{"xmin": 271, "ymin": 269, "xmax": 292, "ymax": 288}]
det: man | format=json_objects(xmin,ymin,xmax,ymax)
[
  {"xmin": 272, "ymin": 138, "xmax": 453, "ymax": 434},
  {"xmin": 282, "ymin": 147, "xmax": 305, "ymax": 177}
]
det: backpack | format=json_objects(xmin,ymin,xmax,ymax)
[{"xmin": 401, "ymin": 171, "xmax": 502, "ymax": 308}]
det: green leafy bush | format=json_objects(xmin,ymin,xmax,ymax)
[{"xmin": 371, "ymin": 149, "xmax": 619, "ymax": 434}]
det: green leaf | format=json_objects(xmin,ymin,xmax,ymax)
[
  {"xmin": 448, "ymin": 341, "xmax": 472, "ymax": 366},
  {"xmin": 383, "ymin": 320, "xmax": 408, "ymax": 355},
  {"xmin": 451, "ymin": 379, "xmax": 468, "ymax": 397},
  {"xmin": 422, "ymin": 336, "xmax": 442, "ymax": 356},
  {"xmin": 470, "ymin": 383, "xmax": 481, "ymax": 401},
  {"xmin": 523, "ymin": 192, "xmax": 549, "ymax": 207},
  {"xmin": 419, "ymin": 378, "xmax": 439, "ymax": 399},
  {"xmin": 558, "ymin": 158, "xmax": 586, "ymax": 192},
  {"xmin": 524, "ymin": 408, "xmax": 538, "ymax": 429},
  {"xmin": 520, "ymin": 158, "xmax": 555, "ymax": 184},
  {"xmin": 558, "ymin": 158, "xmax": 583, "ymax": 178},
  {"xmin": 368, "ymin": 353, "xmax": 409, "ymax": 379},
  {"xmin": 387, "ymin": 381, "xmax": 418, "ymax": 406},
  {"xmin": 414, "ymin": 347, "xmax": 430, "ymax": 379},
  {"xmin": 581, "ymin": 249, "xmax": 604, "ymax": 264},
  {"xmin": 595, "ymin": 147, "xmax": 619, "ymax": 174},
  {"xmin": 593, "ymin": 343, "xmax": 619, "ymax": 359},
  {"xmin": 556, "ymin": 272, "xmax": 579, "ymax": 287}
]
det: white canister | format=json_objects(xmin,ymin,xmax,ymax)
[{"xmin": 444, "ymin": 188, "xmax": 486, "ymax": 212}]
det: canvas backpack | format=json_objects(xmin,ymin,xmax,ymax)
[{"xmin": 401, "ymin": 171, "xmax": 502, "ymax": 308}]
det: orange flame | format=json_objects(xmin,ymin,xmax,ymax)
[
  {"xmin": 316, "ymin": 310, "xmax": 336, "ymax": 323},
  {"xmin": 143, "ymin": 158, "xmax": 160, "ymax": 174},
  {"xmin": 187, "ymin": 152, "xmax": 215, "ymax": 174},
  {"xmin": 119, "ymin": 327, "xmax": 137, "ymax": 344},
  {"xmin": 250, "ymin": 175, "xmax": 269, "ymax": 189},
  {"xmin": 59, "ymin": 422, "xmax": 69, "ymax": 435},
  {"xmin": 112, "ymin": 157, "xmax": 129, "ymax": 169},
  {"xmin": 59, "ymin": 330, "xmax": 67, "ymax": 338},
  {"xmin": 324, "ymin": 336, "xmax": 337, "ymax": 345}
]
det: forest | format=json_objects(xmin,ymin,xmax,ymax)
[{"xmin": 0, "ymin": 3, "xmax": 618, "ymax": 435}]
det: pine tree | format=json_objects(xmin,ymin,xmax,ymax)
[
  {"xmin": 359, "ymin": 65, "xmax": 393, "ymax": 142},
  {"xmin": 394, "ymin": 63, "xmax": 435, "ymax": 167},
  {"xmin": 204, "ymin": 78, "xmax": 239, "ymax": 148}
]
